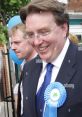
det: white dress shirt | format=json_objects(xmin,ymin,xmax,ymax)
[{"xmin": 37, "ymin": 38, "xmax": 70, "ymax": 93}]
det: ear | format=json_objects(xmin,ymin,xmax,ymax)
[{"xmin": 61, "ymin": 23, "xmax": 68, "ymax": 37}]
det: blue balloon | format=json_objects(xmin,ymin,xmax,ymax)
[
  {"xmin": 9, "ymin": 48, "xmax": 23, "ymax": 65},
  {"xmin": 7, "ymin": 15, "xmax": 22, "ymax": 30}
]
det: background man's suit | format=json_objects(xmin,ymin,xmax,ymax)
[{"xmin": 17, "ymin": 41, "xmax": 82, "ymax": 117}]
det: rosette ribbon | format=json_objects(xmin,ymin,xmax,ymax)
[{"xmin": 43, "ymin": 82, "xmax": 67, "ymax": 117}]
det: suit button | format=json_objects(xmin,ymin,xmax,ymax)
[
  {"xmin": 68, "ymin": 108, "xmax": 71, "ymax": 112},
  {"xmin": 68, "ymin": 59, "xmax": 71, "ymax": 63},
  {"xmin": 26, "ymin": 96, "xmax": 28, "ymax": 100},
  {"xmin": 40, "ymin": 109, "xmax": 42, "ymax": 112},
  {"xmin": 26, "ymin": 72, "xmax": 28, "ymax": 76}
]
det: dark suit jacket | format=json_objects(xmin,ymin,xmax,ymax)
[{"xmin": 17, "ymin": 41, "xmax": 82, "ymax": 117}]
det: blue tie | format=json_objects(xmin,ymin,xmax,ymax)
[{"xmin": 36, "ymin": 63, "xmax": 54, "ymax": 117}]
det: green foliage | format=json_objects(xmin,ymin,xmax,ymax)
[
  {"xmin": 0, "ymin": 0, "xmax": 30, "ymax": 23},
  {"xmin": 0, "ymin": 24, "xmax": 8, "ymax": 44},
  {"xmin": 0, "ymin": 0, "xmax": 30, "ymax": 44}
]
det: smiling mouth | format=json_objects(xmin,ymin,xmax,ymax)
[{"xmin": 39, "ymin": 45, "xmax": 49, "ymax": 52}]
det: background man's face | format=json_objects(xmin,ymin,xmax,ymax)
[{"xmin": 11, "ymin": 29, "xmax": 34, "ymax": 59}]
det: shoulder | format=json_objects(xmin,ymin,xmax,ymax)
[
  {"xmin": 69, "ymin": 41, "xmax": 82, "ymax": 57},
  {"xmin": 65, "ymin": 41, "xmax": 82, "ymax": 69},
  {"xmin": 23, "ymin": 55, "xmax": 42, "ymax": 71},
  {"xmin": 76, "ymin": 44, "xmax": 82, "ymax": 62},
  {"xmin": 71, "ymin": 42, "xmax": 82, "ymax": 69}
]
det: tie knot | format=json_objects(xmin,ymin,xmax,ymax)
[{"xmin": 46, "ymin": 63, "xmax": 54, "ymax": 71}]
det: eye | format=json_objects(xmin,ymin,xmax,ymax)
[
  {"xmin": 26, "ymin": 32, "xmax": 34, "ymax": 38},
  {"xmin": 39, "ymin": 29, "xmax": 50, "ymax": 36}
]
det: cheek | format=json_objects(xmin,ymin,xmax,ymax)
[
  {"xmin": 48, "ymin": 37, "xmax": 59, "ymax": 52},
  {"xmin": 48, "ymin": 36, "xmax": 57, "ymax": 46},
  {"xmin": 22, "ymin": 43, "xmax": 27, "ymax": 48},
  {"xmin": 28, "ymin": 41, "xmax": 35, "ymax": 49},
  {"xmin": 28, "ymin": 40, "xmax": 33, "ymax": 45}
]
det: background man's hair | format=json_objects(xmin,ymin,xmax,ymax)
[{"xmin": 9, "ymin": 23, "xmax": 26, "ymax": 37}]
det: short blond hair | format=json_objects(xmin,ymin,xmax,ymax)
[
  {"xmin": 9, "ymin": 23, "xmax": 26, "ymax": 37},
  {"xmin": 69, "ymin": 33, "xmax": 79, "ymax": 44}
]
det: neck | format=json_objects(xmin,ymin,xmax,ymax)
[{"xmin": 25, "ymin": 50, "xmax": 37, "ymax": 61}]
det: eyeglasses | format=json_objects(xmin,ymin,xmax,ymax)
[{"xmin": 24, "ymin": 29, "xmax": 54, "ymax": 41}]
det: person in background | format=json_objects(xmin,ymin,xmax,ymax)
[
  {"xmin": 9, "ymin": 23, "xmax": 37, "ymax": 69},
  {"xmin": 9, "ymin": 23, "xmax": 37, "ymax": 110},
  {"xmin": 69, "ymin": 33, "xmax": 79, "ymax": 44},
  {"xmin": 17, "ymin": 0, "xmax": 82, "ymax": 117}
]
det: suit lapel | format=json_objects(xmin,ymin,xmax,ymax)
[
  {"xmin": 56, "ymin": 42, "xmax": 77, "ymax": 85},
  {"xmin": 29, "ymin": 56, "xmax": 42, "ymax": 94},
  {"xmin": 25, "ymin": 55, "xmax": 42, "ymax": 96},
  {"xmin": 23, "ymin": 56, "xmax": 42, "ymax": 117}
]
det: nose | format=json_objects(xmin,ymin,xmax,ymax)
[
  {"xmin": 33, "ymin": 37, "xmax": 43, "ymax": 46},
  {"xmin": 11, "ymin": 43, "xmax": 16, "ymax": 50}
]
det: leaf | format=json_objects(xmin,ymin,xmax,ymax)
[{"xmin": 0, "ymin": 24, "xmax": 8, "ymax": 44}]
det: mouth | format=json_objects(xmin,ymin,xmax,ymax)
[
  {"xmin": 15, "ymin": 52, "xmax": 20, "ymax": 56},
  {"xmin": 38, "ymin": 45, "xmax": 49, "ymax": 53}
]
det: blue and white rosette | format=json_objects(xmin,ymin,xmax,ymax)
[{"xmin": 43, "ymin": 82, "xmax": 67, "ymax": 117}]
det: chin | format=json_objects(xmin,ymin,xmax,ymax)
[
  {"xmin": 18, "ymin": 57, "xmax": 22, "ymax": 60},
  {"xmin": 39, "ymin": 54, "xmax": 50, "ymax": 62}
]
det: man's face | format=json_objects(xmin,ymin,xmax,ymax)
[
  {"xmin": 11, "ymin": 29, "xmax": 34, "ymax": 60},
  {"xmin": 26, "ymin": 12, "xmax": 68, "ymax": 62}
]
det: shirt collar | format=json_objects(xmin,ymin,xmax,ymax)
[
  {"xmin": 42, "ymin": 38, "xmax": 70, "ymax": 71},
  {"xmin": 42, "ymin": 38, "xmax": 70, "ymax": 70},
  {"xmin": 42, "ymin": 60, "xmax": 47, "ymax": 72},
  {"xmin": 53, "ymin": 38, "xmax": 70, "ymax": 68}
]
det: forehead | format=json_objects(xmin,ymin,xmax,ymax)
[
  {"xmin": 11, "ymin": 29, "xmax": 24, "ymax": 38},
  {"xmin": 11, "ymin": 29, "xmax": 25, "ymax": 42},
  {"xmin": 25, "ymin": 12, "xmax": 55, "ymax": 31}
]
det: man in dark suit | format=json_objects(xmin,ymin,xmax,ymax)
[{"xmin": 17, "ymin": 0, "xmax": 82, "ymax": 117}]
